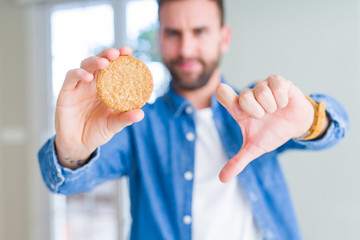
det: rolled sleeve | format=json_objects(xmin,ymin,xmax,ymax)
[{"xmin": 37, "ymin": 136, "xmax": 100, "ymax": 194}]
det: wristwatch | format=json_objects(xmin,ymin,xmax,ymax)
[{"xmin": 302, "ymin": 95, "xmax": 326, "ymax": 140}]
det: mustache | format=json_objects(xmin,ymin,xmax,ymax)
[{"xmin": 169, "ymin": 57, "xmax": 205, "ymax": 65}]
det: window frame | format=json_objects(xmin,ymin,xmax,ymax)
[
  {"xmin": 33, "ymin": 0, "xmax": 161, "ymax": 239},
  {"xmin": 32, "ymin": 1, "xmax": 129, "ymax": 240}
]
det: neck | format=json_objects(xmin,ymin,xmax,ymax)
[{"xmin": 173, "ymin": 68, "xmax": 221, "ymax": 110}]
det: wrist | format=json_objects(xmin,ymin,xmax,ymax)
[{"xmin": 54, "ymin": 136, "xmax": 96, "ymax": 169}]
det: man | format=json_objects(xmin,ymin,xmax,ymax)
[{"xmin": 38, "ymin": 0, "xmax": 349, "ymax": 239}]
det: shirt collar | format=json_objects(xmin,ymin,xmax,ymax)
[
  {"xmin": 164, "ymin": 85, "xmax": 192, "ymax": 118},
  {"xmin": 164, "ymin": 75, "xmax": 227, "ymax": 117}
]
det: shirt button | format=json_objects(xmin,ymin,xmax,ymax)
[
  {"xmin": 249, "ymin": 191, "xmax": 257, "ymax": 202},
  {"xmin": 186, "ymin": 132, "xmax": 195, "ymax": 141},
  {"xmin": 183, "ymin": 215, "xmax": 192, "ymax": 225},
  {"xmin": 184, "ymin": 171, "xmax": 193, "ymax": 181},
  {"xmin": 185, "ymin": 106, "xmax": 193, "ymax": 114},
  {"xmin": 265, "ymin": 230, "xmax": 275, "ymax": 239},
  {"xmin": 50, "ymin": 184, "xmax": 55, "ymax": 190}
]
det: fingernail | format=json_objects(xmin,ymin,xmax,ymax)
[{"xmin": 99, "ymin": 58, "xmax": 109, "ymax": 68}]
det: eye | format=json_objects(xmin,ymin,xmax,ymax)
[
  {"xmin": 165, "ymin": 29, "xmax": 181, "ymax": 38},
  {"xmin": 194, "ymin": 28, "xmax": 207, "ymax": 36}
]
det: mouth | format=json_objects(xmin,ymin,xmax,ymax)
[{"xmin": 176, "ymin": 60, "xmax": 202, "ymax": 72}]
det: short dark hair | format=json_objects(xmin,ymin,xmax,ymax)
[{"xmin": 157, "ymin": 0, "xmax": 225, "ymax": 26}]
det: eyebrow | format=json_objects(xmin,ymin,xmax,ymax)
[
  {"xmin": 163, "ymin": 26, "xmax": 209, "ymax": 33},
  {"xmin": 163, "ymin": 27, "xmax": 180, "ymax": 33},
  {"xmin": 193, "ymin": 26, "xmax": 209, "ymax": 32}
]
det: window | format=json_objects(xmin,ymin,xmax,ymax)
[
  {"xmin": 51, "ymin": 1, "xmax": 114, "ymax": 98},
  {"xmin": 126, "ymin": 0, "xmax": 169, "ymax": 102},
  {"xmin": 49, "ymin": 0, "xmax": 167, "ymax": 239}
]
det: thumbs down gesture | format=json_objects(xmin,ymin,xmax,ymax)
[{"xmin": 216, "ymin": 75, "xmax": 326, "ymax": 183}]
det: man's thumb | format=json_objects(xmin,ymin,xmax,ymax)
[
  {"xmin": 107, "ymin": 109, "xmax": 144, "ymax": 135},
  {"xmin": 219, "ymin": 143, "xmax": 261, "ymax": 183}
]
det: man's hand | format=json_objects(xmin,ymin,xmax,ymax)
[
  {"xmin": 216, "ymin": 75, "xmax": 323, "ymax": 183},
  {"xmin": 55, "ymin": 47, "xmax": 144, "ymax": 169}
]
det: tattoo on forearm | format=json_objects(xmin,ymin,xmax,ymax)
[
  {"xmin": 63, "ymin": 157, "xmax": 85, "ymax": 166},
  {"xmin": 62, "ymin": 151, "xmax": 95, "ymax": 167},
  {"xmin": 77, "ymin": 160, "xmax": 85, "ymax": 166}
]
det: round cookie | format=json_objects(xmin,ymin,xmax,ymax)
[{"xmin": 96, "ymin": 55, "xmax": 153, "ymax": 112}]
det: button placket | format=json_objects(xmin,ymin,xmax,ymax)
[{"xmin": 180, "ymin": 110, "xmax": 195, "ymax": 233}]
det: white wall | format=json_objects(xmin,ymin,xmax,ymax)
[
  {"xmin": 0, "ymin": 0, "xmax": 31, "ymax": 238},
  {"xmin": 0, "ymin": 1, "xmax": 51, "ymax": 240},
  {"xmin": 223, "ymin": 0, "xmax": 360, "ymax": 239}
]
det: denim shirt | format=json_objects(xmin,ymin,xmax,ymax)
[{"xmin": 38, "ymin": 82, "xmax": 349, "ymax": 240}]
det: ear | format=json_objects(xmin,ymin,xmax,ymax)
[{"xmin": 220, "ymin": 24, "xmax": 231, "ymax": 53}]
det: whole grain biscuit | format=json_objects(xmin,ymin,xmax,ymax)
[{"xmin": 96, "ymin": 55, "xmax": 153, "ymax": 112}]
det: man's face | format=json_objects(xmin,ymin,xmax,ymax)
[{"xmin": 158, "ymin": 0, "xmax": 229, "ymax": 91}]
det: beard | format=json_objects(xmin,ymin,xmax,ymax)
[{"xmin": 164, "ymin": 55, "xmax": 220, "ymax": 91}]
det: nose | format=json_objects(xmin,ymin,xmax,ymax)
[{"xmin": 179, "ymin": 33, "xmax": 196, "ymax": 59}]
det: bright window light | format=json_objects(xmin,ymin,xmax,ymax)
[
  {"xmin": 126, "ymin": 1, "xmax": 158, "ymax": 40},
  {"xmin": 126, "ymin": 0, "xmax": 170, "ymax": 102},
  {"xmin": 51, "ymin": 2, "xmax": 114, "ymax": 99}
]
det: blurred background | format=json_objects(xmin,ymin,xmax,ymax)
[{"xmin": 0, "ymin": 0, "xmax": 359, "ymax": 239}]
